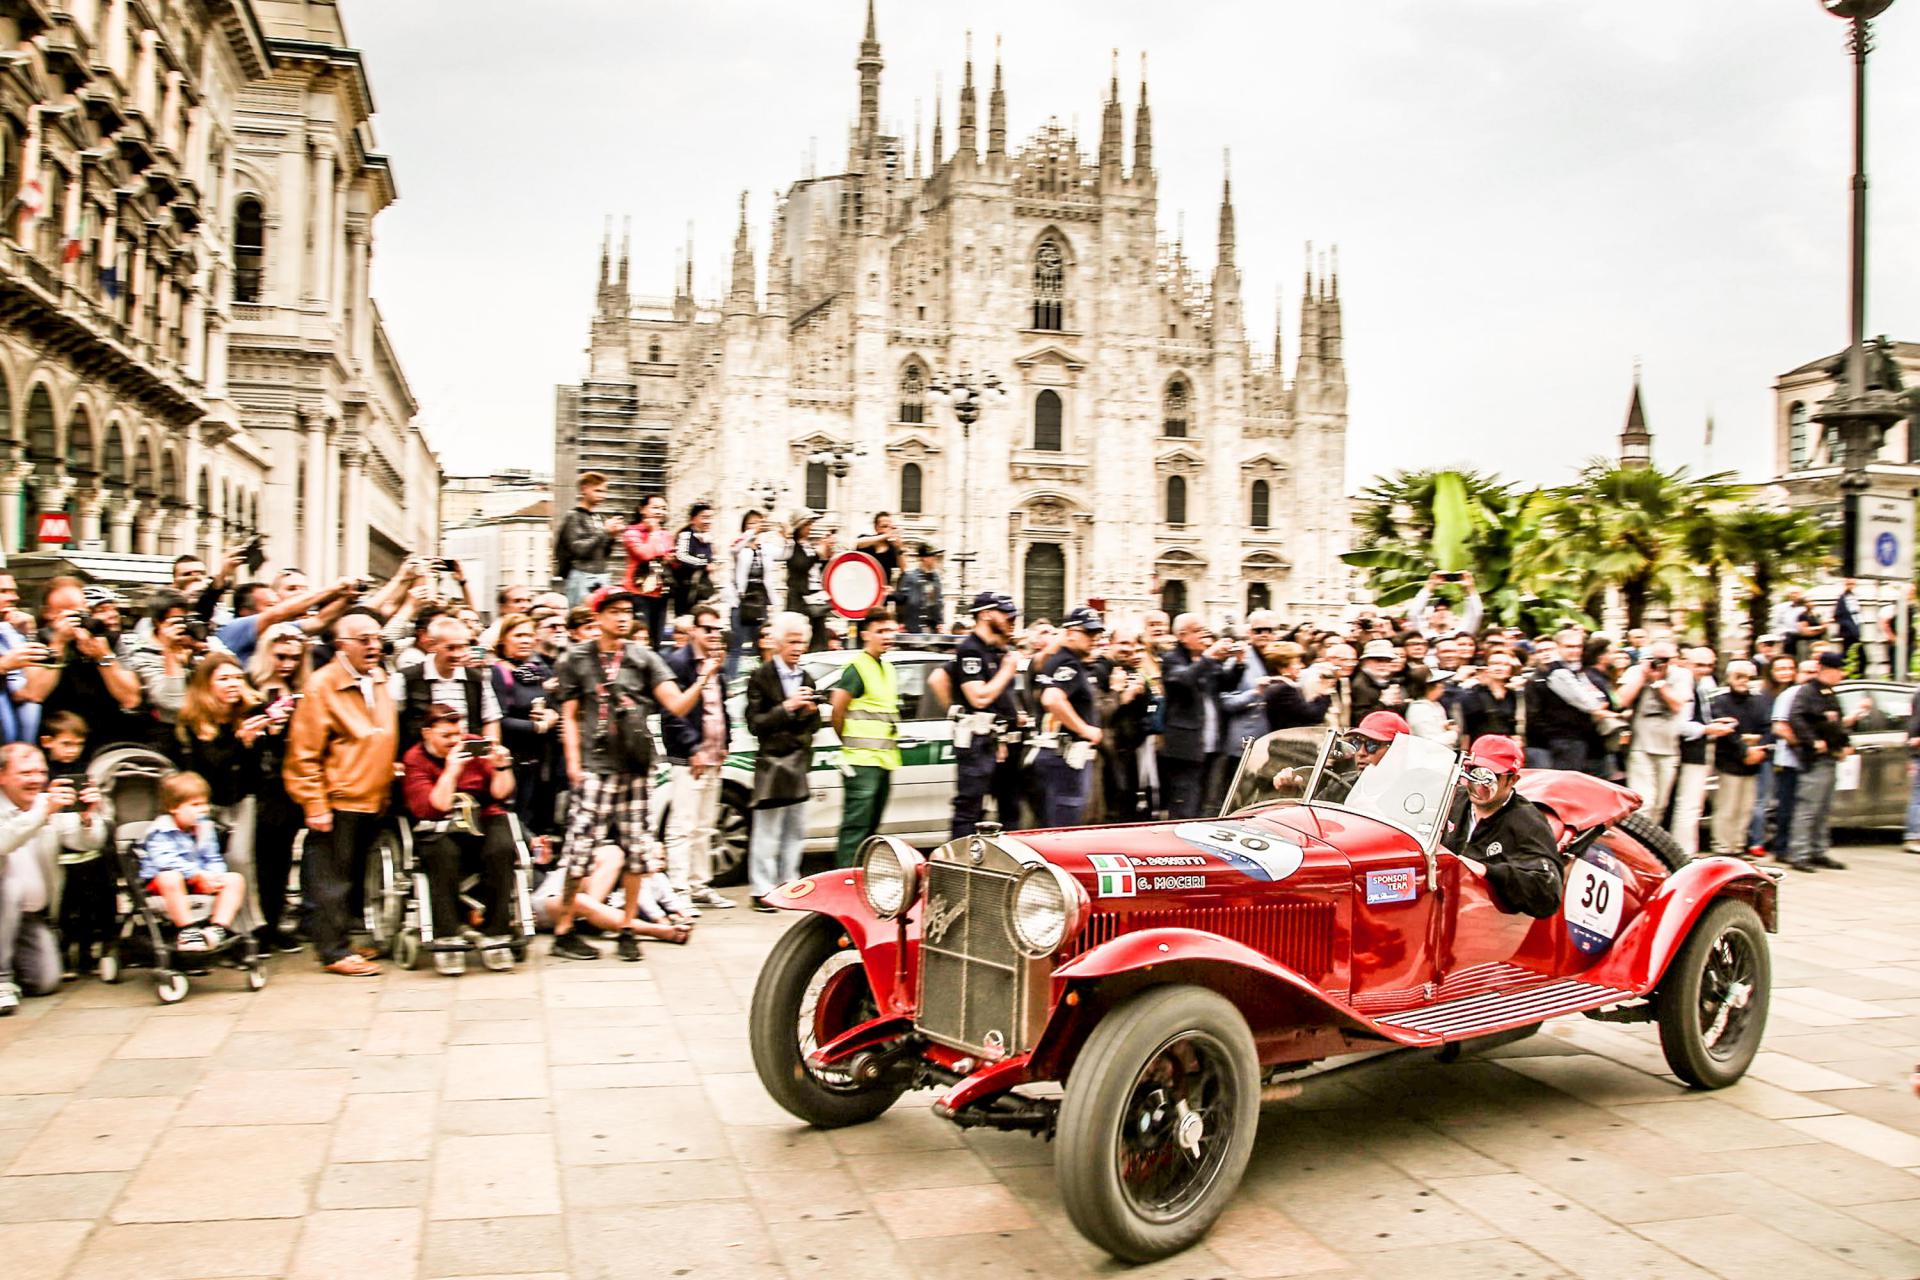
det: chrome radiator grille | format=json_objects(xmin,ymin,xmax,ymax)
[{"xmin": 915, "ymin": 860, "xmax": 1024, "ymax": 1056}]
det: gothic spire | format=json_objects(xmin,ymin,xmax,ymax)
[
  {"xmin": 855, "ymin": 0, "xmax": 883, "ymax": 147},
  {"xmin": 1272, "ymin": 283, "xmax": 1285, "ymax": 372},
  {"xmin": 616, "ymin": 216, "xmax": 630, "ymax": 291},
  {"xmin": 1216, "ymin": 149, "xmax": 1235, "ymax": 267},
  {"xmin": 1295, "ymin": 242, "xmax": 1322, "ymax": 385},
  {"xmin": 728, "ymin": 191, "xmax": 754, "ymax": 315},
  {"xmin": 1099, "ymin": 48, "xmax": 1123, "ymax": 179},
  {"xmin": 930, "ymin": 73, "xmax": 943, "ymax": 168},
  {"xmin": 1320, "ymin": 244, "xmax": 1342, "ymax": 373},
  {"xmin": 765, "ymin": 194, "xmax": 788, "ymax": 320},
  {"xmin": 957, "ymin": 31, "xmax": 977, "ymax": 162},
  {"xmin": 987, "ymin": 35, "xmax": 1006, "ymax": 160},
  {"xmin": 1620, "ymin": 363, "xmax": 1652, "ymax": 468},
  {"xmin": 597, "ymin": 216, "xmax": 610, "ymax": 287},
  {"xmin": 1132, "ymin": 53, "xmax": 1153, "ymax": 179},
  {"xmin": 912, "ymin": 98, "xmax": 921, "ymax": 180}
]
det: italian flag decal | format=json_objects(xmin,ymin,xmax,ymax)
[{"xmin": 1089, "ymin": 854, "xmax": 1135, "ymax": 898}]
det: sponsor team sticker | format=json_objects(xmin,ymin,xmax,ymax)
[
  {"xmin": 1563, "ymin": 846, "xmax": 1626, "ymax": 955},
  {"xmin": 1364, "ymin": 867, "xmax": 1419, "ymax": 905},
  {"xmin": 1171, "ymin": 823, "xmax": 1306, "ymax": 882},
  {"xmin": 1088, "ymin": 854, "xmax": 1135, "ymax": 898}
]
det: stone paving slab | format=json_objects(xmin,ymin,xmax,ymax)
[{"xmin": 1, "ymin": 843, "xmax": 1918, "ymax": 1277}]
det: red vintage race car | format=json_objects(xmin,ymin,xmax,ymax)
[{"xmin": 747, "ymin": 728, "xmax": 1780, "ymax": 1263}]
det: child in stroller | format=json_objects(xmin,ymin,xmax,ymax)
[{"xmin": 135, "ymin": 771, "xmax": 246, "ymax": 953}]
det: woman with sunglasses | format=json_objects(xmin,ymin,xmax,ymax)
[{"xmin": 489, "ymin": 612, "xmax": 561, "ymax": 842}]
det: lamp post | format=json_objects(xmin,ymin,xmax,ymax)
[
  {"xmin": 807, "ymin": 441, "xmax": 863, "ymax": 537},
  {"xmin": 1814, "ymin": 1, "xmax": 1908, "ymax": 676},
  {"xmin": 927, "ymin": 367, "xmax": 1005, "ymax": 601}
]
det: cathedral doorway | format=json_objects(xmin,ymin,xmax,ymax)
[{"xmin": 1023, "ymin": 542, "xmax": 1066, "ymax": 623}]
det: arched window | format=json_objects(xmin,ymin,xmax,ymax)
[
  {"xmin": 196, "ymin": 469, "xmax": 211, "ymax": 516},
  {"xmin": 66, "ymin": 409, "xmax": 93, "ymax": 477},
  {"xmin": 1033, "ymin": 389, "xmax": 1062, "ymax": 452},
  {"xmin": 1023, "ymin": 542, "xmax": 1066, "ymax": 622},
  {"xmin": 647, "ymin": 337, "xmax": 662, "ymax": 363},
  {"xmin": 1788, "ymin": 401, "xmax": 1810, "ymax": 471},
  {"xmin": 1165, "ymin": 474, "xmax": 1187, "ymax": 525},
  {"xmin": 1247, "ymin": 583, "xmax": 1272, "ymax": 614},
  {"xmin": 898, "ymin": 363, "xmax": 925, "ymax": 424},
  {"xmin": 1163, "ymin": 380, "xmax": 1190, "ymax": 438},
  {"xmin": 233, "ymin": 197, "xmax": 265, "ymax": 303},
  {"xmin": 1032, "ymin": 238, "xmax": 1064, "ymax": 331},
  {"xmin": 134, "ymin": 439, "xmax": 155, "ymax": 496},
  {"xmin": 160, "ymin": 449, "xmax": 182, "ymax": 507},
  {"xmin": 804, "ymin": 460, "xmax": 828, "ymax": 511},
  {"xmin": 104, "ymin": 427, "xmax": 128, "ymax": 489},
  {"xmin": 1161, "ymin": 579, "xmax": 1187, "ymax": 615},
  {"xmin": 1250, "ymin": 479, "xmax": 1270, "ymax": 529},
  {"xmin": 24, "ymin": 386, "xmax": 55, "ymax": 465},
  {"xmin": 899, "ymin": 463, "xmax": 923, "ymax": 516}
]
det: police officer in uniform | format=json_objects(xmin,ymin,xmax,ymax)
[
  {"xmin": 1034, "ymin": 606, "xmax": 1105, "ymax": 827},
  {"xmin": 948, "ymin": 592, "xmax": 1025, "ymax": 837}
]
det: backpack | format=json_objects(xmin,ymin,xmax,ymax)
[{"xmin": 585, "ymin": 644, "xmax": 657, "ymax": 775}]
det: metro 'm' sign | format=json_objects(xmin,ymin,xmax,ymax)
[{"xmin": 36, "ymin": 512, "xmax": 72, "ymax": 545}]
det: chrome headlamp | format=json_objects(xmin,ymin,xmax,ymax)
[
  {"xmin": 859, "ymin": 836, "xmax": 925, "ymax": 921},
  {"xmin": 1007, "ymin": 862, "xmax": 1088, "ymax": 958}
]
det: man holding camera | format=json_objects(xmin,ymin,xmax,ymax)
[
  {"xmin": 402, "ymin": 704, "xmax": 521, "ymax": 975},
  {"xmin": 126, "ymin": 591, "xmax": 210, "ymax": 728},
  {"xmin": 18, "ymin": 577, "xmax": 143, "ymax": 757},
  {"xmin": 551, "ymin": 587, "xmax": 715, "ymax": 961},
  {"xmin": 1407, "ymin": 571, "xmax": 1484, "ymax": 639},
  {"xmin": 1616, "ymin": 639, "xmax": 1690, "ymax": 820},
  {"xmin": 0, "ymin": 743, "xmax": 108, "ymax": 1012},
  {"xmin": 662, "ymin": 603, "xmax": 734, "ymax": 912}
]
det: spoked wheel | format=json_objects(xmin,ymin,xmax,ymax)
[
  {"xmin": 749, "ymin": 913, "xmax": 905, "ymax": 1127},
  {"xmin": 1057, "ymin": 987, "xmax": 1260, "ymax": 1263},
  {"xmin": 1657, "ymin": 898, "xmax": 1771, "ymax": 1088},
  {"xmin": 362, "ymin": 833, "xmax": 406, "ymax": 953},
  {"xmin": 709, "ymin": 784, "xmax": 753, "ymax": 887}
]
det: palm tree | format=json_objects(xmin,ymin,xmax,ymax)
[
  {"xmin": 1535, "ymin": 461, "xmax": 1743, "ymax": 630},
  {"xmin": 1716, "ymin": 508, "xmax": 1836, "ymax": 643}
]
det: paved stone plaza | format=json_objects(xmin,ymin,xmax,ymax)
[{"xmin": 2, "ymin": 844, "xmax": 1918, "ymax": 1280}]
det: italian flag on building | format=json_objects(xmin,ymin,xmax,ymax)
[{"xmin": 1088, "ymin": 855, "xmax": 1134, "ymax": 899}]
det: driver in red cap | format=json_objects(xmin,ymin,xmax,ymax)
[
  {"xmin": 1444, "ymin": 734, "xmax": 1563, "ymax": 917},
  {"xmin": 1276, "ymin": 710, "xmax": 1410, "ymax": 800}
]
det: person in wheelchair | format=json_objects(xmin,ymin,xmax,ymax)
[
  {"xmin": 1439, "ymin": 734, "xmax": 1563, "ymax": 918},
  {"xmin": 402, "ymin": 704, "xmax": 520, "ymax": 975}
]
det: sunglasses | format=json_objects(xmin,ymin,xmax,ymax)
[{"xmin": 1463, "ymin": 766, "xmax": 1508, "ymax": 788}]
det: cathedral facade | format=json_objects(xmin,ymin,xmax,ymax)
[{"xmin": 556, "ymin": 6, "xmax": 1351, "ymax": 622}]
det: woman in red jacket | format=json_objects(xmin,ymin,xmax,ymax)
[{"xmin": 622, "ymin": 493, "xmax": 674, "ymax": 648}]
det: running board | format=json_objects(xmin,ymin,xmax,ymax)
[{"xmin": 1374, "ymin": 978, "xmax": 1637, "ymax": 1041}]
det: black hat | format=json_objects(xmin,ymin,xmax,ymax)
[
  {"xmin": 1062, "ymin": 605, "xmax": 1106, "ymax": 635},
  {"xmin": 1817, "ymin": 651, "xmax": 1846, "ymax": 670},
  {"xmin": 967, "ymin": 590, "xmax": 1016, "ymax": 619},
  {"xmin": 918, "ymin": 543, "xmax": 942, "ymax": 557}
]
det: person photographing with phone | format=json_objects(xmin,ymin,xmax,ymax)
[
  {"xmin": 745, "ymin": 612, "xmax": 821, "ymax": 910},
  {"xmin": 403, "ymin": 708, "xmax": 521, "ymax": 975},
  {"xmin": 1406, "ymin": 570, "xmax": 1484, "ymax": 639},
  {"xmin": 0, "ymin": 743, "xmax": 109, "ymax": 1012}
]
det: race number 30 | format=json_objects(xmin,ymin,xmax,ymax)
[{"xmin": 1563, "ymin": 849, "xmax": 1626, "ymax": 956}]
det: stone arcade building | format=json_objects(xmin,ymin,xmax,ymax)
[
  {"xmin": 558, "ymin": 5, "xmax": 1351, "ymax": 621},
  {"xmin": 0, "ymin": 0, "xmax": 435, "ymax": 579}
]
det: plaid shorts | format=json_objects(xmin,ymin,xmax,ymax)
[{"xmin": 560, "ymin": 771, "xmax": 659, "ymax": 877}]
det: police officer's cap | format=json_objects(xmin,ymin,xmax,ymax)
[
  {"xmin": 1062, "ymin": 605, "xmax": 1106, "ymax": 635},
  {"xmin": 968, "ymin": 591, "xmax": 1017, "ymax": 619}
]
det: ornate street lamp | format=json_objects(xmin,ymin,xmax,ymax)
[
  {"xmin": 927, "ymin": 367, "xmax": 1005, "ymax": 600},
  {"xmin": 807, "ymin": 441, "xmax": 863, "ymax": 534}
]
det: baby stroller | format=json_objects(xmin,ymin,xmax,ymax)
[
  {"xmin": 362, "ymin": 808, "xmax": 538, "ymax": 970},
  {"xmin": 90, "ymin": 746, "xmax": 266, "ymax": 1004}
]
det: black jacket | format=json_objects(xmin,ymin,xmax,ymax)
[
  {"xmin": 661, "ymin": 643, "xmax": 729, "ymax": 764},
  {"xmin": 1709, "ymin": 688, "xmax": 1770, "ymax": 776},
  {"xmin": 555, "ymin": 506, "xmax": 614, "ymax": 577},
  {"xmin": 745, "ymin": 659, "xmax": 821, "ymax": 761},
  {"xmin": 1442, "ymin": 790, "xmax": 1564, "ymax": 918},
  {"xmin": 1787, "ymin": 680, "xmax": 1849, "ymax": 768},
  {"xmin": 1264, "ymin": 678, "xmax": 1332, "ymax": 731},
  {"xmin": 1161, "ymin": 647, "xmax": 1233, "ymax": 763}
]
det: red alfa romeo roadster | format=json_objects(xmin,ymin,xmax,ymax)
[{"xmin": 748, "ymin": 728, "xmax": 1780, "ymax": 1262}]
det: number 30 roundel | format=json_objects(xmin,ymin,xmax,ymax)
[{"xmin": 1563, "ymin": 846, "xmax": 1626, "ymax": 956}]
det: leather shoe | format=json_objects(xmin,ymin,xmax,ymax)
[
  {"xmin": 1809, "ymin": 853, "xmax": 1848, "ymax": 871},
  {"xmin": 750, "ymin": 896, "xmax": 778, "ymax": 914},
  {"xmin": 1783, "ymin": 858, "xmax": 1817, "ymax": 873}
]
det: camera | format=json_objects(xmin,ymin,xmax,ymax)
[
  {"xmin": 183, "ymin": 618, "xmax": 209, "ymax": 643},
  {"xmin": 1437, "ymin": 570, "xmax": 1467, "ymax": 583},
  {"xmin": 63, "ymin": 611, "xmax": 112, "ymax": 640}
]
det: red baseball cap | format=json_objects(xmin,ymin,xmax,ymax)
[
  {"xmin": 1467, "ymin": 735, "xmax": 1525, "ymax": 774},
  {"xmin": 588, "ymin": 586, "xmax": 638, "ymax": 614},
  {"xmin": 1352, "ymin": 711, "xmax": 1412, "ymax": 743}
]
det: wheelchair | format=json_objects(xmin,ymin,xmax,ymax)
[{"xmin": 361, "ymin": 809, "xmax": 537, "ymax": 969}]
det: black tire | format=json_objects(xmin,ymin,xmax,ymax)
[
  {"xmin": 709, "ymin": 783, "xmax": 753, "ymax": 887},
  {"xmin": 1056, "ymin": 986, "xmax": 1261, "ymax": 1263},
  {"xmin": 1619, "ymin": 810, "xmax": 1689, "ymax": 873},
  {"xmin": 749, "ymin": 913, "xmax": 905, "ymax": 1128},
  {"xmin": 1656, "ymin": 898, "xmax": 1770, "ymax": 1089}
]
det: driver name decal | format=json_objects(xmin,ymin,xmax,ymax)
[
  {"xmin": 1171, "ymin": 823, "xmax": 1306, "ymax": 882},
  {"xmin": 1563, "ymin": 847, "xmax": 1626, "ymax": 955}
]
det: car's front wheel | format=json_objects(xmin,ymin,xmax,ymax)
[
  {"xmin": 709, "ymin": 783, "xmax": 753, "ymax": 887},
  {"xmin": 1056, "ymin": 986, "xmax": 1261, "ymax": 1263},
  {"xmin": 1656, "ymin": 897, "xmax": 1770, "ymax": 1088},
  {"xmin": 749, "ymin": 913, "xmax": 905, "ymax": 1128}
]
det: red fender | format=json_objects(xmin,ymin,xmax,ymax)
[
  {"xmin": 1052, "ymin": 927, "xmax": 1380, "ymax": 1041},
  {"xmin": 763, "ymin": 869, "xmax": 920, "ymax": 1017},
  {"xmin": 1580, "ymin": 857, "xmax": 1780, "ymax": 995}
]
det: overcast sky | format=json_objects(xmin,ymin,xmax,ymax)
[{"xmin": 348, "ymin": 0, "xmax": 1920, "ymax": 491}]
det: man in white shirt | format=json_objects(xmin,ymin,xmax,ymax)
[
  {"xmin": 395, "ymin": 616, "xmax": 503, "ymax": 749},
  {"xmin": 1405, "ymin": 572, "xmax": 1485, "ymax": 639},
  {"xmin": 1670, "ymin": 647, "xmax": 1735, "ymax": 856},
  {"xmin": 0, "ymin": 743, "xmax": 108, "ymax": 1011}
]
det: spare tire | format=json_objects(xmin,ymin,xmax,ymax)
[{"xmin": 1618, "ymin": 809, "xmax": 1689, "ymax": 873}]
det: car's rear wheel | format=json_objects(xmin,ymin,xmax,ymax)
[
  {"xmin": 749, "ymin": 913, "xmax": 905, "ymax": 1128},
  {"xmin": 1056, "ymin": 986, "xmax": 1260, "ymax": 1263},
  {"xmin": 710, "ymin": 783, "xmax": 753, "ymax": 887},
  {"xmin": 1656, "ymin": 898, "xmax": 1770, "ymax": 1089},
  {"xmin": 1619, "ymin": 810, "xmax": 1689, "ymax": 873}
]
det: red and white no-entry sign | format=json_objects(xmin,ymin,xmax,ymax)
[
  {"xmin": 35, "ymin": 512, "xmax": 72, "ymax": 545},
  {"xmin": 822, "ymin": 551, "xmax": 887, "ymax": 619}
]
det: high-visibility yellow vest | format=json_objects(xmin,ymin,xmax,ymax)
[{"xmin": 840, "ymin": 651, "xmax": 900, "ymax": 770}]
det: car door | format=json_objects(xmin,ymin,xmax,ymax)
[
  {"xmin": 1864, "ymin": 685, "xmax": 1915, "ymax": 828},
  {"xmin": 883, "ymin": 656, "xmax": 955, "ymax": 841}
]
